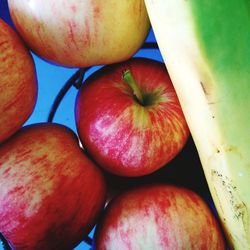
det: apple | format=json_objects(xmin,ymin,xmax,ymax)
[
  {"xmin": 94, "ymin": 184, "xmax": 226, "ymax": 250},
  {"xmin": 0, "ymin": 19, "xmax": 37, "ymax": 144},
  {"xmin": 0, "ymin": 123, "xmax": 106, "ymax": 250},
  {"xmin": 75, "ymin": 58, "xmax": 190, "ymax": 177},
  {"xmin": 102, "ymin": 136, "xmax": 212, "ymax": 203},
  {"xmin": 7, "ymin": 0, "xmax": 150, "ymax": 68}
]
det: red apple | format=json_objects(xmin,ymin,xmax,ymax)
[
  {"xmin": 7, "ymin": 0, "xmax": 150, "ymax": 68},
  {"xmin": 94, "ymin": 184, "xmax": 226, "ymax": 250},
  {"xmin": 75, "ymin": 58, "xmax": 189, "ymax": 177},
  {"xmin": 0, "ymin": 123, "xmax": 106, "ymax": 250},
  {"xmin": 0, "ymin": 19, "xmax": 37, "ymax": 144}
]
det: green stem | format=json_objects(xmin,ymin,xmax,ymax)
[{"xmin": 123, "ymin": 70, "xmax": 144, "ymax": 105}]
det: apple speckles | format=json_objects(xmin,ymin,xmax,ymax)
[
  {"xmin": 104, "ymin": 208, "xmax": 162, "ymax": 250},
  {"xmin": 76, "ymin": 58, "xmax": 189, "ymax": 176},
  {"xmin": 0, "ymin": 124, "xmax": 106, "ymax": 249},
  {"xmin": 93, "ymin": 6, "xmax": 100, "ymax": 18},
  {"xmin": 121, "ymin": 135, "xmax": 144, "ymax": 168},
  {"xmin": 67, "ymin": 20, "xmax": 78, "ymax": 49},
  {"xmin": 70, "ymin": 4, "xmax": 77, "ymax": 13},
  {"xmin": 0, "ymin": 20, "xmax": 37, "ymax": 144},
  {"xmin": 82, "ymin": 19, "xmax": 91, "ymax": 47},
  {"xmin": 8, "ymin": 0, "xmax": 150, "ymax": 67},
  {"xmin": 0, "ymin": 40, "xmax": 9, "ymax": 52},
  {"xmin": 95, "ymin": 185, "xmax": 225, "ymax": 249},
  {"xmin": 24, "ymin": 191, "xmax": 43, "ymax": 218}
]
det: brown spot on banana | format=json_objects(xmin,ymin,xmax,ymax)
[{"xmin": 211, "ymin": 169, "xmax": 249, "ymax": 248}]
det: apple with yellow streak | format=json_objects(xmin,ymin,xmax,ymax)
[
  {"xmin": 94, "ymin": 184, "xmax": 226, "ymax": 250},
  {"xmin": 0, "ymin": 19, "xmax": 37, "ymax": 144},
  {"xmin": 7, "ymin": 0, "xmax": 150, "ymax": 68},
  {"xmin": 75, "ymin": 58, "xmax": 189, "ymax": 176},
  {"xmin": 0, "ymin": 123, "xmax": 106, "ymax": 250}
]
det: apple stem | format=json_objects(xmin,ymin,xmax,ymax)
[{"xmin": 123, "ymin": 70, "xmax": 144, "ymax": 105}]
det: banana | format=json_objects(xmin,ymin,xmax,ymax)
[{"xmin": 144, "ymin": 0, "xmax": 250, "ymax": 249}]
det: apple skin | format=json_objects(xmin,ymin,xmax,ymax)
[
  {"xmin": 94, "ymin": 184, "xmax": 226, "ymax": 250},
  {"xmin": 7, "ymin": 0, "xmax": 150, "ymax": 68},
  {"xmin": 0, "ymin": 123, "xmax": 106, "ymax": 250},
  {"xmin": 0, "ymin": 19, "xmax": 37, "ymax": 144},
  {"xmin": 75, "ymin": 58, "xmax": 189, "ymax": 177}
]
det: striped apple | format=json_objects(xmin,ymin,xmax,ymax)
[
  {"xmin": 75, "ymin": 58, "xmax": 189, "ymax": 176},
  {"xmin": 7, "ymin": 0, "xmax": 150, "ymax": 68},
  {"xmin": 0, "ymin": 123, "xmax": 106, "ymax": 249},
  {"xmin": 94, "ymin": 184, "xmax": 226, "ymax": 250},
  {"xmin": 0, "ymin": 19, "xmax": 37, "ymax": 144}
]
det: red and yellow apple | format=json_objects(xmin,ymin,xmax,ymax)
[
  {"xmin": 0, "ymin": 19, "xmax": 37, "ymax": 144},
  {"xmin": 7, "ymin": 0, "xmax": 150, "ymax": 68},
  {"xmin": 0, "ymin": 123, "xmax": 106, "ymax": 250},
  {"xmin": 94, "ymin": 184, "xmax": 226, "ymax": 250},
  {"xmin": 75, "ymin": 58, "xmax": 189, "ymax": 176}
]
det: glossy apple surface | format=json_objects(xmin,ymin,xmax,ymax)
[
  {"xmin": 0, "ymin": 123, "xmax": 106, "ymax": 250},
  {"xmin": 0, "ymin": 19, "xmax": 37, "ymax": 144},
  {"xmin": 75, "ymin": 58, "xmax": 189, "ymax": 176},
  {"xmin": 7, "ymin": 0, "xmax": 150, "ymax": 68},
  {"xmin": 94, "ymin": 184, "xmax": 226, "ymax": 250}
]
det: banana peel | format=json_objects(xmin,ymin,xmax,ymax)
[{"xmin": 144, "ymin": 0, "xmax": 250, "ymax": 249}]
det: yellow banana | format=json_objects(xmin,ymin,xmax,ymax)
[{"xmin": 144, "ymin": 0, "xmax": 250, "ymax": 249}]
